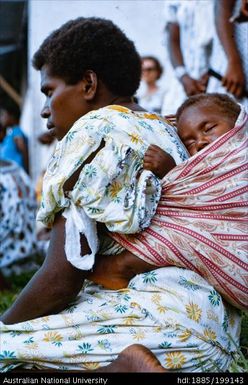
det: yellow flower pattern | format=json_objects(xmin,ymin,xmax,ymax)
[
  {"xmin": 107, "ymin": 181, "xmax": 122, "ymax": 199},
  {"xmin": 128, "ymin": 132, "xmax": 143, "ymax": 145},
  {"xmin": 178, "ymin": 329, "xmax": 192, "ymax": 342},
  {"xmin": 108, "ymin": 105, "xmax": 129, "ymax": 113},
  {"xmin": 24, "ymin": 342, "xmax": 39, "ymax": 351},
  {"xmin": 157, "ymin": 304, "xmax": 168, "ymax": 314},
  {"xmin": 151, "ymin": 293, "xmax": 161, "ymax": 304},
  {"xmin": 143, "ymin": 113, "xmax": 160, "ymax": 120},
  {"xmin": 165, "ymin": 352, "xmax": 186, "ymax": 369},
  {"xmin": 131, "ymin": 329, "xmax": 145, "ymax": 341},
  {"xmin": 185, "ymin": 302, "xmax": 202, "ymax": 322},
  {"xmin": 123, "ymin": 317, "xmax": 136, "ymax": 326},
  {"xmin": 43, "ymin": 332, "xmax": 63, "ymax": 345},
  {"xmin": 83, "ymin": 362, "xmax": 100, "ymax": 370},
  {"xmin": 203, "ymin": 327, "xmax": 217, "ymax": 341}
]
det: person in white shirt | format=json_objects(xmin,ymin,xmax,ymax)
[
  {"xmin": 136, "ymin": 56, "xmax": 165, "ymax": 114},
  {"xmin": 161, "ymin": 0, "xmax": 214, "ymax": 115},
  {"xmin": 207, "ymin": 0, "xmax": 248, "ymax": 108}
]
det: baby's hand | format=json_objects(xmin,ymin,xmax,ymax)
[{"xmin": 144, "ymin": 145, "xmax": 176, "ymax": 179}]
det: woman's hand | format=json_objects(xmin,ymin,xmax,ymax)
[
  {"xmin": 181, "ymin": 74, "xmax": 207, "ymax": 96},
  {"xmin": 0, "ymin": 214, "xmax": 87, "ymax": 325},
  {"xmin": 144, "ymin": 145, "xmax": 176, "ymax": 179},
  {"xmin": 222, "ymin": 58, "xmax": 245, "ymax": 98},
  {"xmin": 241, "ymin": 0, "xmax": 248, "ymax": 18}
]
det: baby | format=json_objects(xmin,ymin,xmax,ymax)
[
  {"xmin": 89, "ymin": 93, "xmax": 242, "ymax": 289},
  {"xmin": 144, "ymin": 93, "xmax": 240, "ymax": 176}
]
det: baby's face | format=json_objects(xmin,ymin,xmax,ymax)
[{"xmin": 177, "ymin": 104, "xmax": 235, "ymax": 156}]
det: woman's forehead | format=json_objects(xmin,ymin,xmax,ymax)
[
  {"xmin": 40, "ymin": 65, "xmax": 55, "ymax": 82},
  {"xmin": 40, "ymin": 65, "xmax": 65, "ymax": 89}
]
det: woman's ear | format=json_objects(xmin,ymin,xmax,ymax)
[{"xmin": 82, "ymin": 70, "xmax": 97, "ymax": 100}]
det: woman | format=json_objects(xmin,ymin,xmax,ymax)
[
  {"xmin": 0, "ymin": 105, "xmax": 29, "ymax": 173},
  {"xmin": 136, "ymin": 56, "xmax": 164, "ymax": 114},
  {"xmin": 0, "ymin": 17, "xmax": 240, "ymax": 372},
  {"xmin": 0, "ymin": 160, "xmax": 39, "ymax": 288}
]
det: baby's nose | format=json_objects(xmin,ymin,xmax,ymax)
[{"xmin": 196, "ymin": 138, "xmax": 210, "ymax": 153}]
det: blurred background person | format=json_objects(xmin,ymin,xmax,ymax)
[
  {"xmin": 136, "ymin": 56, "xmax": 164, "ymax": 114},
  {"xmin": 207, "ymin": 0, "xmax": 248, "ymax": 108},
  {"xmin": 0, "ymin": 122, "xmax": 6, "ymax": 148},
  {"xmin": 0, "ymin": 103, "xmax": 29, "ymax": 174},
  {"xmin": 35, "ymin": 130, "xmax": 56, "ymax": 244},
  {"xmin": 35, "ymin": 130, "xmax": 56, "ymax": 204},
  {"xmin": 0, "ymin": 159, "xmax": 40, "ymax": 289},
  {"xmin": 161, "ymin": 0, "xmax": 214, "ymax": 115}
]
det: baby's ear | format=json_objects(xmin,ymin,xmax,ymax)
[{"xmin": 82, "ymin": 70, "xmax": 98, "ymax": 100}]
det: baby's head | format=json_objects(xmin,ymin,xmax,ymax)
[{"xmin": 176, "ymin": 93, "xmax": 240, "ymax": 156}]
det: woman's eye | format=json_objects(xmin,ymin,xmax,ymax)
[{"xmin": 43, "ymin": 88, "xmax": 53, "ymax": 97}]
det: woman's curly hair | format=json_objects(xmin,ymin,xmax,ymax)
[{"xmin": 32, "ymin": 17, "xmax": 141, "ymax": 97}]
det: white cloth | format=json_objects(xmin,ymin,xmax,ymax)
[
  {"xmin": 63, "ymin": 202, "xmax": 98, "ymax": 270},
  {"xmin": 161, "ymin": 0, "xmax": 215, "ymax": 115},
  {"xmin": 207, "ymin": 0, "xmax": 248, "ymax": 108},
  {"xmin": 136, "ymin": 81, "xmax": 165, "ymax": 113}
]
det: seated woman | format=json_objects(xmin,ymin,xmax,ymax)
[
  {"xmin": 0, "ymin": 159, "xmax": 40, "ymax": 289},
  {"xmin": 0, "ymin": 18, "xmax": 241, "ymax": 372}
]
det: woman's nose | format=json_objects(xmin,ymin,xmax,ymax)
[{"xmin": 40, "ymin": 102, "xmax": 50, "ymax": 119}]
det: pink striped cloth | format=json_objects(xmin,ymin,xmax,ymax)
[{"xmin": 111, "ymin": 109, "xmax": 248, "ymax": 310}]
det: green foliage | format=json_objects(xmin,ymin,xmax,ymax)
[
  {"xmin": 228, "ymin": 314, "xmax": 248, "ymax": 373},
  {"xmin": 0, "ymin": 291, "xmax": 18, "ymax": 314},
  {"xmin": 0, "ymin": 271, "xmax": 35, "ymax": 313},
  {"xmin": 240, "ymin": 311, "xmax": 248, "ymax": 350}
]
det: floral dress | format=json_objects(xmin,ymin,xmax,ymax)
[
  {"xmin": 0, "ymin": 107, "xmax": 240, "ymax": 372},
  {"xmin": 0, "ymin": 161, "xmax": 39, "ymax": 274},
  {"xmin": 37, "ymin": 105, "xmax": 188, "ymax": 270},
  {"xmin": 0, "ymin": 267, "xmax": 240, "ymax": 372}
]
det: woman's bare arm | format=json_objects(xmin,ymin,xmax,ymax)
[
  {"xmin": 215, "ymin": 0, "xmax": 245, "ymax": 97},
  {"xmin": 0, "ymin": 214, "xmax": 88, "ymax": 325},
  {"xmin": 168, "ymin": 23, "xmax": 206, "ymax": 96}
]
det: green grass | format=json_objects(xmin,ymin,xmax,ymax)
[
  {"xmin": 0, "ymin": 271, "xmax": 35, "ymax": 314},
  {"xmin": 0, "ymin": 271, "xmax": 247, "ymax": 372}
]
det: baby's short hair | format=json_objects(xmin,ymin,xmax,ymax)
[{"xmin": 176, "ymin": 93, "xmax": 240, "ymax": 122}]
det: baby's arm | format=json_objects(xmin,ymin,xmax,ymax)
[{"xmin": 144, "ymin": 144, "xmax": 176, "ymax": 179}]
